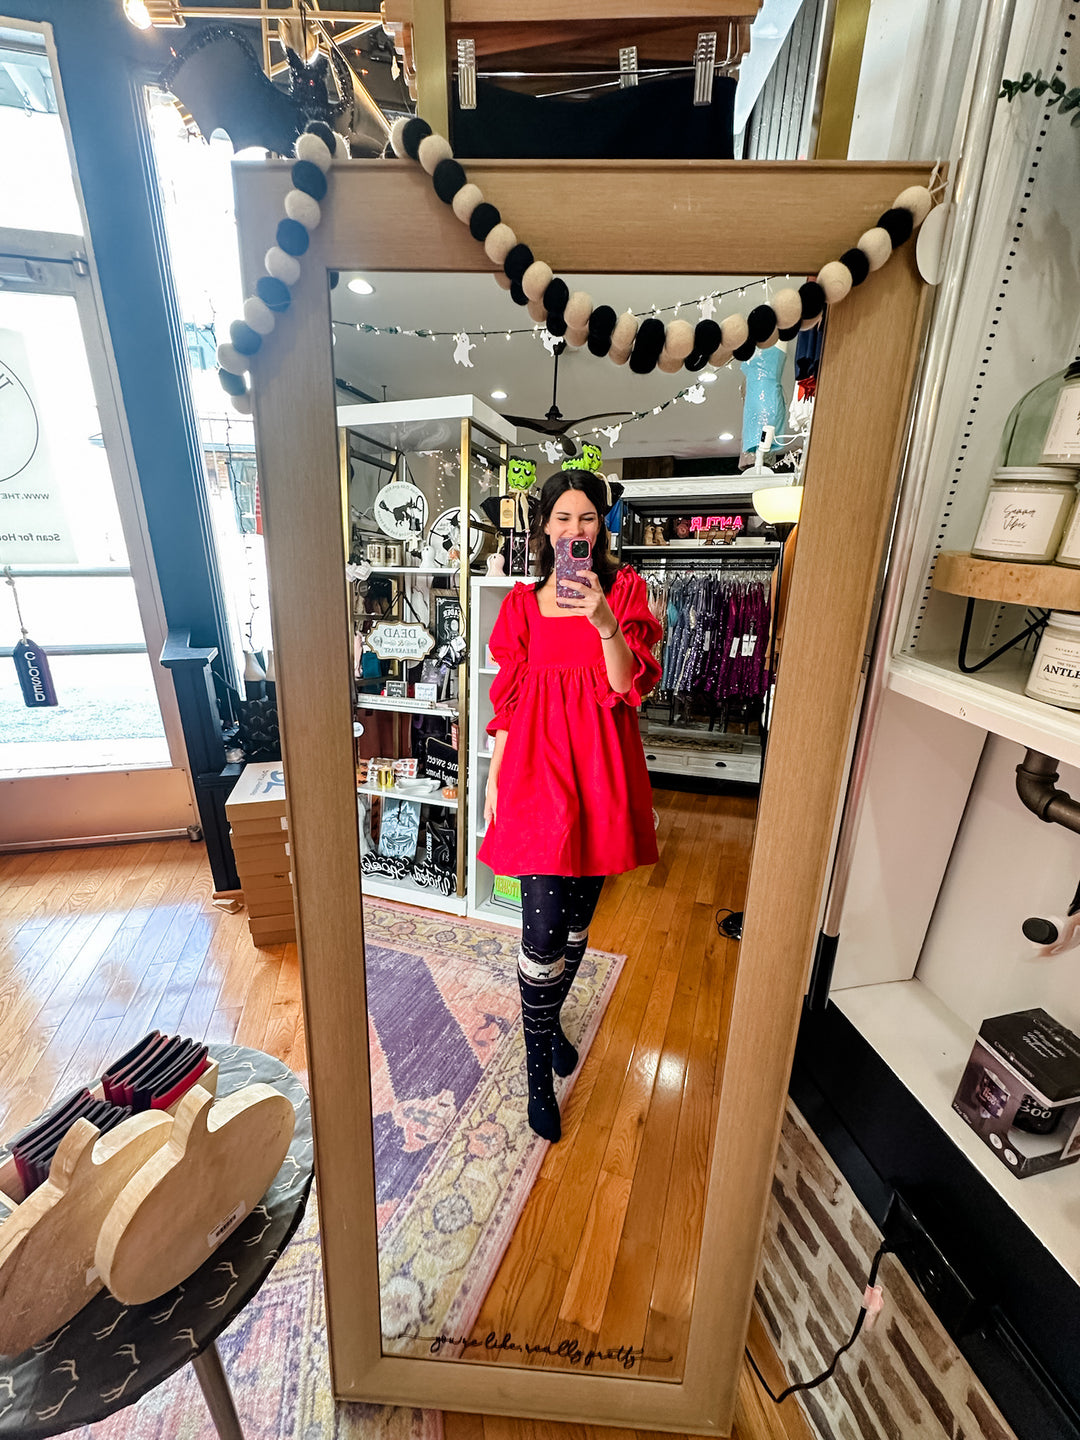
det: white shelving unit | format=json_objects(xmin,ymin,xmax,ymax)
[{"xmin": 355, "ymin": 695, "xmax": 459, "ymax": 717}]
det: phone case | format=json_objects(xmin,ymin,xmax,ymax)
[
  {"xmin": 554, "ymin": 536, "xmax": 592, "ymax": 605},
  {"xmin": 101, "ymin": 1032, "xmax": 161, "ymax": 1103}
]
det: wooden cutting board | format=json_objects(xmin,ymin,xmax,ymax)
[
  {"xmin": 0, "ymin": 1112, "xmax": 173, "ymax": 1355},
  {"xmin": 95, "ymin": 1083, "xmax": 295, "ymax": 1305}
]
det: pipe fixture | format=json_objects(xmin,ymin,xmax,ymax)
[{"xmin": 1015, "ymin": 749, "xmax": 1080, "ymax": 836}]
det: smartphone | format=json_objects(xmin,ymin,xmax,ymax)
[{"xmin": 555, "ymin": 536, "xmax": 592, "ymax": 607}]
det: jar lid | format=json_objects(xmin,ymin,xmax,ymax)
[
  {"xmin": 1048, "ymin": 611, "xmax": 1080, "ymax": 630},
  {"xmin": 993, "ymin": 466, "xmax": 1079, "ymax": 483}
]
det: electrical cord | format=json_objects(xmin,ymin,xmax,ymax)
[{"xmin": 746, "ymin": 1242, "xmax": 889, "ymax": 1405}]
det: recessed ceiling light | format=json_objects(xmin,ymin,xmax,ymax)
[
  {"xmin": 718, "ymin": 432, "xmax": 734, "ymax": 442},
  {"xmin": 490, "ymin": 389, "xmax": 508, "ymax": 401},
  {"xmin": 700, "ymin": 371, "xmax": 717, "ymax": 383},
  {"xmin": 347, "ymin": 277, "xmax": 375, "ymax": 295}
]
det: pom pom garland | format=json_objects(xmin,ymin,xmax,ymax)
[
  {"xmin": 684, "ymin": 319, "xmax": 722, "ymax": 371},
  {"xmin": 265, "ymin": 247, "xmax": 301, "ymax": 285},
  {"xmin": 565, "ymin": 326, "xmax": 589, "ymax": 349},
  {"xmin": 229, "ymin": 320, "xmax": 262, "ymax": 356},
  {"xmin": 543, "ymin": 278, "xmax": 570, "ymax": 315},
  {"xmin": 469, "ymin": 203, "xmax": 501, "ymax": 241},
  {"xmin": 720, "ymin": 314, "xmax": 749, "ymax": 353},
  {"xmin": 483, "ymin": 222, "xmax": 517, "ymax": 265},
  {"xmin": 587, "ymin": 305, "xmax": 617, "ymax": 357},
  {"xmin": 243, "ymin": 297, "xmax": 276, "ymax": 335},
  {"xmin": 275, "ymin": 218, "xmax": 310, "ymax": 256},
  {"xmin": 522, "ymin": 261, "xmax": 553, "ymax": 302},
  {"xmin": 894, "ymin": 185, "xmax": 933, "ymax": 226},
  {"xmin": 295, "ymin": 132, "xmax": 333, "ymax": 172},
  {"xmin": 509, "ymin": 281, "xmax": 528, "ymax": 307},
  {"xmin": 657, "ymin": 351, "xmax": 683, "ymax": 374},
  {"xmin": 772, "ymin": 289, "xmax": 802, "ymax": 331},
  {"xmin": 333, "ymin": 134, "xmax": 350, "ymax": 161},
  {"xmin": 817, "ymin": 260, "xmax": 853, "ymax": 305},
  {"xmin": 284, "ymin": 190, "xmax": 321, "ymax": 229},
  {"xmin": 417, "ymin": 133, "xmax": 454, "ymax": 174},
  {"xmin": 291, "ymin": 159, "xmax": 327, "ymax": 201},
  {"xmin": 219, "ymin": 368, "xmax": 247, "ymax": 397},
  {"xmin": 306, "ymin": 121, "xmax": 337, "ymax": 155},
  {"xmin": 389, "ymin": 117, "xmax": 410, "ymax": 158},
  {"xmin": 610, "ymin": 312, "xmax": 638, "ymax": 357},
  {"xmin": 798, "ymin": 281, "xmax": 826, "ymax": 322},
  {"xmin": 629, "ymin": 317, "xmax": 666, "ymax": 374},
  {"xmin": 877, "ymin": 207, "xmax": 914, "ymax": 247},
  {"xmin": 400, "ymin": 117, "xmax": 432, "ymax": 160},
  {"xmin": 432, "ymin": 158, "xmax": 468, "ymax": 203},
  {"xmin": 839, "ymin": 247, "xmax": 871, "ymax": 285},
  {"xmin": 732, "ymin": 336, "xmax": 756, "ymax": 362},
  {"xmin": 527, "ymin": 298, "xmax": 548, "ymax": 324},
  {"xmin": 746, "ymin": 305, "xmax": 777, "ymax": 346},
  {"xmin": 217, "ymin": 342, "xmax": 248, "ymax": 374},
  {"xmin": 565, "ymin": 291, "xmax": 593, "ymax": 330},
  {"xmin": 661, "ymin": 318, "xmax": 695, "ymax": 360},
  {"xmin": 256, "ymin": 275, "xmax": 291, "ymax": 312},
  {"xmin": 451, "ymin": 183, "xmax": 484, "ymax": 223},
  {"xmin": 546, "ymin": 312, "xmax": 568, "ymax": 337},
  {"xmin": 857, "ymin": 227, "xmax": 893, "ymax": 271},
  {"xmin": 503, "ymin": 244, "xmax": 534, "ymax": 284},
  {"xmin": 231, "ymin": 392, "xmax": 253, "ymax": 415},
  {"xmin": 492, "ymin": 270, "xmax": 512, "ymax": 291}
]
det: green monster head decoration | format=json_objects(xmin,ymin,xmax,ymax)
[
  {"xmin": 507, "ymin": 455, "xmax": 537, "ymax": 491},
  {"xmin": 561, "ymin": 442, "xmax": 603, "ymax": 474}
]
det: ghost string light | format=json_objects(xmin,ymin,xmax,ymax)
[{"xmin": 389, "ymin": 116, "xmax": 935, "ymax": 377}]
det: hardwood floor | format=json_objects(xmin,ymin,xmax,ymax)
[{"xmin": 0, "ymin": 791, "xmax": 811, "ymax": 1440}]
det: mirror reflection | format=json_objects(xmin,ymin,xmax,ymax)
[{"xmin": 332, "ymin": 271, "xmax": 817, "ymax": 1376}]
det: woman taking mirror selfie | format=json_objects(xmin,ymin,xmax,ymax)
[{"xmin": 478, "ymin": 449, "xmax": 662, "ymax": 1142}]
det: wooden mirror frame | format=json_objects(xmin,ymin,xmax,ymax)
[{"xmin": 234, "ymin": 157, "xmax": 928, "ymax": 1434}]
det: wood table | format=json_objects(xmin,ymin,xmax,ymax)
[{"xmin": 0, "ymin": 1046, "xmax": 312, "ymax": 1440}]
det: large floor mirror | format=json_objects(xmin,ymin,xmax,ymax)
[{"xmin": 234, "ymin": 158, "xmax": 928, "ymax": 1432}]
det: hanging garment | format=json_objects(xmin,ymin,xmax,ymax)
[
  {"xmin": 740, "ymin": 347, "xmax": 788, "ymax": 456},
  {"xmin": 478, "ymin": 567, "xmax": 661, "ymax": 877}
]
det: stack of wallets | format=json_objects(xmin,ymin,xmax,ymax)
[
  {"xmin": 7, "ymin": 1033, "xmax": 212, "ymax": 1198},
  {"xmin": 9, "ymin": 1089, "xmax": 132, "ymax": 1195}
]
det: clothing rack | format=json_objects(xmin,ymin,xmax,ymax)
[{"xmin": 632, "ymin": 548, "xmax": 778, "ymax": 574}]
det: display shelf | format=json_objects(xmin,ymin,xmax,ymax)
[
  {"xmin": 471, "ymin": 897, "xmax": 519, "ymax": 927},
  {"xmin": 357, "ymin": 783, "xmax": 457, "ymax": 809},
  {"xmin": 887, "ymin": 651, "xmax": 1080, "ymax": 771},
  {"xmin": 364, "ymin": 565, "xmax": 444, "ymax": 576},
  {"xmin": 360, "ymin": 871, "xmax": 468, "ymax": 914},
  {"xmin": 622, "ymin": 542, "xmax": 779, "ymax": 555},
  {"xmin": 932, "ymin": 551, "xmax": 1080, "ymax": 610},
  {"xmin": 832, "ymin": 978, "xmax": 1080, "ymax": 1284},
  {"xmin": 354, "ymin": 695, "xmax": 459, "ymax": 717},
  {"xmin": 478, "ymin": 666, "xmax": 499, "ymax": 676}
]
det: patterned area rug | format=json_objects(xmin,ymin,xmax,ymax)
[{"xmin": 363, "ymin": 900, "xmax": 624, "ymax": 1358}]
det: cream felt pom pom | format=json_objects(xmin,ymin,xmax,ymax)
[
  {"xmin": 295, "ymin": 132, "xmax": 333, "ymax": 172},
  {"xmin": 709, "ymin": 344, "xmax": 734, "ymax": 367},
  {"xmin": 565, "ymin": 326, "xmax": 589, "ymax": 349},
  {"xmin": 857, "ymin": 227, "xmax": 892, "ymax": 271},
  {"xmin": 333, "ymin": 133, "xmax": 350, "ymax": 160},
  {"xmin": 608, "ymin": 346, "xmax": 632, "ymax": 366},
  {"xmin": 493, "ymin": 270, "xmax": 512, "ymax": 291},
  {"xmin": 451, "ymin": 183, "xmax": 483, "ymax": 223},
  {"xmin": 657, "ymin": 351, "xmax": 683, "ymax": 374},
  {"xmin": 265, "ymin": 247, "xmax": 301, "ymax": 286},
  {"xmin": 243, "ymin": 297, "xmax": 277, "ymax": 336},
  {"xmin": 801, "ymin": 314, "xmax": 822, "ymax": 331},
  {"xmin": 720, "ymin": 314, "xmax": 749, "ymax": 351},
  {"xmin": 565, "ymin": 291, "xmax": 593, "ymax": 329},
  {"xmin": 893, "ymin": 185, "xmax": 933, "ymax": 225},
  {"xmin": 522, "ymin": 260, "xmax": 553, "ymax": 302},
  {"xmin": 527, "ymin": 299, "xmax": 547, "ymax": 324},
  {"xmin": 817, "ymin": 260, "xmax": 853, "ymax": 305},
  {"xmin": 285, "ymin": 190, "xmax": 321, "ymax": 229},
  {"xmin": 217, "ymin": 342, "xmax": 249, "ymax": 374},
  {"xmin": 484, "ymin": 223, "xmax": 517, "ymax": 265},
  {"xmin": 232, "ymin": 392, "xmax": 253, "ymax": 415},
  {"xmin": 418, "ymin": 133, "xmax": 454, "ymax": 175},
  {"xmin": 610, "ymin": 311, "xmax": 638, "ymax": 355},
  {"xmin": 662, "ymin": 318, "xmax": 695, "ymax": 360},
  {"xmin": 390, "ymin": 117, "xmax": 410, "ymax": 158},
  {"xmin": 772, "ymin": 288, "xmax": 802, "ymax": 331}
]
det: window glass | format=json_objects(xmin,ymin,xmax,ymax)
[{"xmin": 0, "ymin": 31, "xmax": 82, "ymax": 234}]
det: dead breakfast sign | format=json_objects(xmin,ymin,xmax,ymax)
[{"xmin": 366, "ymin": 620, "xmax": 435, "ymax": 661}]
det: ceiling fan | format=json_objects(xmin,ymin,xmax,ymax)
[{"xmin": 501, "ymin": 341, "xmax": 633, "ymax": 454}]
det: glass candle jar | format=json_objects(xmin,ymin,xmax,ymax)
[
  {"xmin": 1026, "ymin": 611, "xmax": 1080, "ymax": 710},
  {"xmin": 1041, "ymin": 358, "xmax": 1080, "ymax": 465},
  {"xmin": 1055, "ymin": 484, "xmax": 1080, "ymax": 566},
  {"xmin": 971, "ymin": 468, "xmax": 1076, "ymax": 563}
]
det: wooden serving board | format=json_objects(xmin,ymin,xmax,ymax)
[
  {"xmin": 932, "ymin": 550, "xmax": 1080, "ymax": 609},
  {"xmin": 95, "ymin": 1083, "xmax": 295, "ymax": 1305},
  {"xmin": 0, "ymin": 1113, "xmax": 173, "ymax": 1354}
]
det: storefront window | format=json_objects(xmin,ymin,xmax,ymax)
[{"xmin": 0, "ymin": 28, "xmax": 81, "ymax": 234}]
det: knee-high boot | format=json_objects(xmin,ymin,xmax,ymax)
[{"xmin": 517, "ymin": 950, "xmax": 563, "ymax": 1142}]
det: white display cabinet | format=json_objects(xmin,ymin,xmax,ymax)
[{"xmin": 829, "ymin": 7, "xmax": 1080, "ymax": 1291}]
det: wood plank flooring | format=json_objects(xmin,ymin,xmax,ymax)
[{"xmin": 0, "ymin": 790, "xmax": 811, "ymax": 1440}]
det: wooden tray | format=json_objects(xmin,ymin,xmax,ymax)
[{"xmin": 932, "ymin": 551, "xmax": 1080, "ymax": 609}]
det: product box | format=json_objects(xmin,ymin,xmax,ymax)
[{"xmin": 952, "ymin": 1008, "xmax": 1080, "ymax": 1177}]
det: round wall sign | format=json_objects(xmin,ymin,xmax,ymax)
[
  {"xmin": 374, "ymin": 481, "xmax": 428, "ymax": 540},
  {"xmin": 0, "ymin": 359, "xmax": 40, "ymax": 484},
  {"xmin": 429, "ymin": 507, "xmax": 485, "ymax": 565}
]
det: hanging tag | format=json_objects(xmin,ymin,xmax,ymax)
[
  {"xmin": 741, "ymin": 634, "xmax": 757, "ymax": 656},
  {"xmin": 499, "ymin": 496, "xmax": 517, "ymax": 529},
  {"xmin": 13, "ymin": 637, "xmax": 58, "ymax": 707},
  {"xmin": 729, "ymin": 636, "xmax": 740, "ymax": 659}
]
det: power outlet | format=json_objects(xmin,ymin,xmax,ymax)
[{"xmin": 883, "ymin": 1193, "xmax": 979, "ymax": 1336}]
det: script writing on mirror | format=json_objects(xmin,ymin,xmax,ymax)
[{"xmin": 427, "ymin": 1330, "xmax": 673, "ymax": 1370}]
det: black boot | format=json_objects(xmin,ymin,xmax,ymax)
[{"xmin": 517, "ymin": 955, "xmax": 562, "ymax": 1142}]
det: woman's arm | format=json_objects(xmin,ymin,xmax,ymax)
[
  {"xmin": 484, "ymin": 729, "xmax": 508, "ymax": 825},
  {"xmin": 560, "ymin": 573, "xmax": 636, "ymax": 694}
]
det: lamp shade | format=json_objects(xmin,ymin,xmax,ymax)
[{"xmin": 752, "ymin": 485, "xmax": 803, "ymax": 527}]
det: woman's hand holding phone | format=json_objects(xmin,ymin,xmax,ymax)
[{"xmin": 559, "ymin": 572, "xmax": 617, "ymax": 634}]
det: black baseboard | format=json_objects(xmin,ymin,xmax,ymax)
[{"xmin": 792, "ymin": 1003, "xmax": 1080, "ymax": 1440}]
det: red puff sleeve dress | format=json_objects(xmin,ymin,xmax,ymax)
[{"xmin": 477, "ymin": 566, "xmax": 663, "ymax": 878}]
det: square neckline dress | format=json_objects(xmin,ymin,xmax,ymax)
[{"xmin": 477, "ymin": 566, "xmax": 662, "ymax": 878}]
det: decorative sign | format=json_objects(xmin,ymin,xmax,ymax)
[
  {"xmin": 366, "ymin": 620, "xmax": 434, "ymax": 661},
  {"xmin": 383, "ymin": 680, "xmax": 408, "ymax": 698},
  {"xmin": 374, "ymin": 481, "xmax": 428, "ymax": 541},
  {"xmin": 413, "ymin": 682, "xmax": 438, "ymax": 703},
  {"xmin": 0, "ymin": 331, "xmax": 76, "ymax": 565},
  {"xmin": 424, "ymin": 736, "xmax": 458, "ymax": 789}
]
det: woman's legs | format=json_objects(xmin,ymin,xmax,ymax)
[
  {"xmin": 517, "ymin": 875, "xmax": 572, "ymax": 1141},
  {"xmin": 551, "ymin": 876, "xmax": 605, "ymax": 1076}
]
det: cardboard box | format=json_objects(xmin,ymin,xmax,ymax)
[
  {"xmin": 952, "ymin": 1008, "xmax": 1080, "ymax": 1177},
  {"xmin": 225, "ymin": 762, "xmax": 287, "ymax": 821}
]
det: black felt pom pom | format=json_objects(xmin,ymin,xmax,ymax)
[
  {"xmin": 586, "ymin": 305, "xmax": 617, "ymax": 356},
  {"xmin": 291, "ymin": 159, "xmax": 328, "ymax": 201},
  {"xmin": 732, "ymin": 338, "xmax": 756, "ymax": 362},
  {"xmin": 840, "ymin": 247, "xmax": 870, "ymax": 285},
  {"xmin": 504, "ymin": 244, "xmax": 534, "ymax": 284},
  {"xmin": 230, "ymin": 320, "xmax": 262, "ymax": 356},
  {"xmin": 546, "ymin": 312, "xmax": 568, "ymax": 337},
  {"xmin": 401, "ymin": 117, "xmax": 432, "ymax": 160},
  {"xmin": 747, "ymin": 305, "xmax": 777, "ymax": 345},
  {"xmin": 306, "ymin": 120, "xmax": 337, "ymax": 153},
  {"xmin": 543, "ymin": 278, "xmax": 570, "ymax": 314},
  {"xmin": 510, "ymin": 281, "xmax": 529, "ymax": 306},
  {"xmin": 433, "ymin": 159, "xmax": 467, "ymax": 203},
  {"xmin": 777, "ymin": 323, "xmax": 801, "ymax": 341},
  {"xmin": 276, "ymin": 218, "xmax": 310, "ymax": 256},
  {"xmin": 219, "ymin": 368, "xmax": 246, "ymax": 396},
  {"xmin": 256, "ymin": 276, "xmax": 291, "ymax": 312},
  {"xmin": 877, "ymin": 207, "xmax": 914, "ymax": 246},
  {"xmin": 694, "ymin": 319, "xmax": 722, "ymax": 356},
  {"xmin": 469, "ymin": 202, "xmax": 500, "ymax": 241},
  {"xmin": 799, "ymin": 281, "xmax": 826, "ymax": 321},
  {"xmin": 684, "ymin": 350, "xmax": 708, "ymax": 370},
  {"xmin": 629, "ymin": 317, "xmax": 666, "ymax": 374}
]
